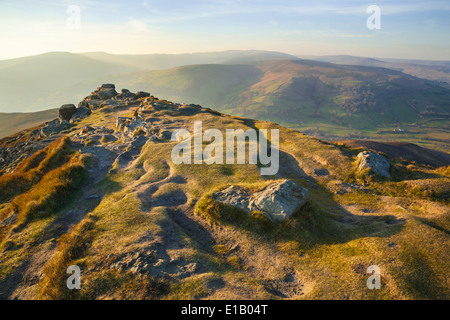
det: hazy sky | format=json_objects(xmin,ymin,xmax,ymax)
[{"xmin": 0, "ymin": 0, "xmax": 449, "ymax": 60}]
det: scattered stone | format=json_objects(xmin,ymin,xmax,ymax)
[
  {"xmin": 313, "ymin": 168, "xmax": 330, "ymax": 177},
  {"xmin": 357, "ymin": 151, "xmax": 390, "ymax": 178},
  {"xmin": 109, "ymin": 249, "xmax": 203, "ymax": 279},
  {"xmin": 116, "ymin": 117, "xmax": 132, "ymax": 131},
  {"xmin": 158, "ymin": 130, "xmax": 172, "ymax": 141}
]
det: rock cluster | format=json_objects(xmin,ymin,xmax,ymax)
[
  {"xmin": 78, "ymin": 84, "xmax": 149, "ymax": 111},
  {"xmin": 357, "ymin": 151, "xmax": 390, "ymax": 178},
  {"xmin": 213, "ymin": 179, "xmax": 309, "ymax": 222}
]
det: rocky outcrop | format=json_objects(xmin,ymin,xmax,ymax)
[
  {"xmin": 40, "ymin": 119, "xmax": 71, "ymax": 137},
  {"xmin": 213, "ymin": 180, "xmax": 309, "ymax": 222},
  {"xmin": 357, "ymin": 151, "xmax": 390, "ymax": 178},
  {"xmin": 96, "ymin": 83, "xmax": 117, "ymax": 100}
]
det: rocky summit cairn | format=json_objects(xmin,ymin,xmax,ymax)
[
  {"xmin": 357, "ymin": 151, "xmax": 390, "ymax": 178},
  {"xmin": 96, "ymin": 83, "xmax": 117, "ymax": 100},
  {"xmin": 213, "ymin": 179, "xmax": 308, "ymax": 222},
  {"xmin": 58, "ymin": 104, "xmax": 77, "ymax": 123}
]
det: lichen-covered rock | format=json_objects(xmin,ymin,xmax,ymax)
[
  {"xmin": 248, "ymin": 180, "xmax": 308, "ymax": 222},
  {"xmin": 213, "ymin": 186, "xmax": 251, "ymax": 212},
  {"xmin": 212, "ymin": 180, "xmax": 308, "ymax": 222},
  {"xmin": 357, "ymin": 151, "xmax": 390, "ymax": 178}
]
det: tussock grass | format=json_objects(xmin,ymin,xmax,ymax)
[
  {"xmin": 0, "ymin": 136, "xmax": 74, "ymax": 203},
  {"xmin": 38, "ymin": 213, "xmax": 97, "ymax": 299},
  {"xmin": 11, "ymin": 153, "xmax": 89, "ymax": 225}
]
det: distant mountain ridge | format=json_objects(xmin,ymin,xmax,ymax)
[
  {"xmin": 299, "ymin": 54, "xmax": 450, "ymax": 84},
  {"xmin": 0, "ymin": 50, "xmax": 297, "ymax": 113}
]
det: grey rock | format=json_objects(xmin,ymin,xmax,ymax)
[
  {"xmin": 59, "ymin": 104, "xmax": 77, "ymax": 122},
  {"xmin": 40, "ymin": 118, "xmax": 71, "ymax": 137},
  {"xmin": 131, "ymin": 135, "xmax": 148, "ymax": 148},
  {"xmin": 158, "ymin": 130, "xmax": 172, "ymax": 140},
  {"xmin": 248, "ymin": 180, "xmax": 308, "ymax": 222},
  {"xmin": 72, "ymin": 105, "xmax": 91, "ymax": 120},
  {"xmin": 97, "ymin": 84, "xmax": 117, "ymax": 99},
  {"xmin": 212, "ymin": 180, "xmax": 308, "ymax": 222},
  {"xmin": 357, "ymin": 151, "xmax": 390, "ymax": 178},
  {"xmin": 213, "ymin": 186, "xmax": 251, "ymax": 212},
  {"xmin": 314, "ymin": 168, "xmax": 330, "ymax": 176},
  {"xmin": 136, "ymin": 91, "xmax": 150, "ymax": 98},
  {"xmin": 119, "ymin": 89, "xmax": 136, "ymax": 99}
]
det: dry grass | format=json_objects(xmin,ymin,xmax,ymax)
[
  {"xmin": 0, "ymin": 136, "xmax": 74, "ymax": 203},
  {"xmin": 11, "ymin": 153, "xmax": 89, "ymax": 225}
]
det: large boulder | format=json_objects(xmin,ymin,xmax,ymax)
[
  {"xmin": 59, "ymin": 104, "xmax": 77, "ymax": 122},
  {"xmin": 357, "ymin": 151, "xmax": 390, "ymax": 178},
  {"xmin": 212, "ymin": 180, "xmax": 309, "ymax": 222},
  {"xmin": 249, "ymin": 180, "xmax": 308, "ymax": 222}
]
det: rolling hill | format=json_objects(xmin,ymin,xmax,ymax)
[
  {"xmin": 90, "ymin": 59, "xmax": 450, "ymax": 152},
  {"xmin": 299, "ymin": 55, "xmax": 450, "ymax": 84},
  {"xmin": 0, "ymin": 50, "xmax": 296, "ymax": 113},
  {"xmin": 0, "ymin": 109, "xmax": 58, "ymax": 138}
]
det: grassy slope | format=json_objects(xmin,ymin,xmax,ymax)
[
  {"xmin": 0, "ymin": 98, "xmax": 444, "ymax": 300},
  {"xmin": 0, "ymin": 137, "xmax": 89, "ymax": 291}
]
